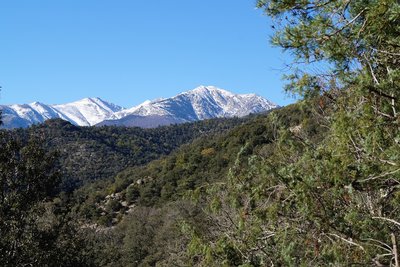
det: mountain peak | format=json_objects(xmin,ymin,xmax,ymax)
[
  {"xmin": 85, "ymin": 97, "xmax": 100, "ymax": 102},
  {"xmin": 1, "ymin": 86, "xmax": 277, "ymax": 129},
  {"xmin": 76, "ymin": 97, "xmax": 105, "ymax": 104},
  {"xmin": 110, "ymin": 85, "xmax": 277, "ymax": 127},
  {"xmin": 29, "ymin": 101, "xmax": 46, "ymax": 106},
  {"xmin": 189, "ymin": 85, "xmax": 232, "ymax": 95}
]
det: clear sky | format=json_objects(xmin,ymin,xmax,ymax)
[{"xmin": 0, "ymin": 0, "xmax": 294, "ymax": 108}]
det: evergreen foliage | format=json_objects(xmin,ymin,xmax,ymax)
[
  {"xmin": 73, "ymin": 111, "xmax": 280, "ymax": 225},
  {"xmin": 12, "ymin": 117, "xmax": 244, "ymax": 191},
  {"xmin": 76, "ymin": 105, "xmax": 314, "ymax": 265},
  {"xmin": 2, "ymin": 1, "xmax": 399, "ymax": 265},
  {"xmin": 0, "ymin": 132, "xmax": 94, "ymax": 266},
  {"xmin": 184, "ymin": 0, "xmax": 400, "ymax": 265}
]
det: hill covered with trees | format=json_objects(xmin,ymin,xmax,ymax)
[
  {"xmin": 11, "ymin": 117, "xmax": 246, "ymax": 191},
  {"xmin": 183, "ymin": 0, "xmax": 400, "ymax": 265},
  {"xmin": 1, "ymin": 0, "xmax": 399, "ymax": 266},
  {"xmin": 74, "ymin": 0, "xmax": 400, "ymax": 265},
  {"xmin": 70, "ymin": 100, "xmax": 323, "ymax": 265}
]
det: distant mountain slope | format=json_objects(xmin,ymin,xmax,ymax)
[
  {"xmin": 52, "ymin": 97, "xmax": 123, "ymax": 126},
  {"xmin": 0, "ymin": 98, "xmax": 123, "ymax": 129},
  {"xmin": 1, "ymin": 86, "xmax": 277, "ymax": 129},
  {"xmin": 97, "ymin": 114, "xmax": 186, "ymax": 128},
  {"xmin": 101, "ymin": 86, "xmax": 277, "ymax": 127}
]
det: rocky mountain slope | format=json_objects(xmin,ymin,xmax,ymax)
[
  {"xmin": 0, "ymin": 97, "xmax": 122, "ymax": 129},
  {"xmin": 1, "ymin": 86, "xmax": 277, "ymax": 129},
  {"xmin": 100, "ymin": 86, "xmax": 277, "ymax": 127}
]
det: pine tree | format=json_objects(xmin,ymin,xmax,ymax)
[{"xmin": 185, "ymin": 1, "xmax": 400, "ymax": 265}]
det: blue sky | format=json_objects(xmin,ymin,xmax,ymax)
[{"xmin": 0, "ymin": 0, "xmax": 294, "ymax": 107}]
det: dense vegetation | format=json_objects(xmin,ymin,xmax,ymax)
[
  {"xmin": 0, "ymin": 132, "xmax": 94, "ymax": 266},
  {"xmin": 1, "ymin": 0, "xmax": 399, "ymax": 266},
  {"xmin": 71, "ymin": 103, "xmax": 320, "ymax": 265},
  {"xmin": 88, "ymin": 0, "xmax": 399, "ymax": 265},
  {"xmin": 185, "ymin": 0, "xmax": 400, "ymax": 265},
  {"xmin": 0, "ymin": 116, "xmax": 246, "ymax": 266},
  {"xmin": 70, "ymin": 115, "xmax": 264, "ymax": 226},
  {"xmin": 12, "ymin": 117, "xmax": 245, "ymax": 191}
]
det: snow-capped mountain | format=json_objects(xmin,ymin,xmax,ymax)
[
  {"xmin": 99, "ymin": 86, "xmax": 277, "ymax": 127},
  {"xmin": 0, "ymin": 97, "xmax": 123, "ymax": 129},
  {"xmin": 1, "ymin": 86, "xmax": 278, "ymax": 129},
  {"xmin": 51, "ymin": 97, "xmax": 123, "ymax": 126}
]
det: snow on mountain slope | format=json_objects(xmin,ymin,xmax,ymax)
[
  {"xmin": 0, "ymin": 97, "xmax": 124, "ymax": 128},
  {"xmin": 0, "ymin": 86, "xmax": 277, "ymax": 129},
  {"xmin": 112, "ymin": 86, "xmax": 277, "ymax": 124},
  {"xmin": 52, "ymin": 97, "xmax": 123, "ymax": 126}
]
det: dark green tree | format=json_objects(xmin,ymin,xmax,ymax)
[
  {"xmin": 257, "ymin": 0, "xmax": 400, "ymax": 102},
  {"xmin": 185, "ymin": 0, "xmax": 400, "ymax": 266},
  {"xmin": 0, "ymin": 133, "xmax": 94, "ymax": 266}
]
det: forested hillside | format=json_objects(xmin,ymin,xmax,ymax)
[
  {"xmin": 182, "ymin": 0, "xmax": 400, "ymax": 265},
  {"xmin": 11, "ymin": 117, "xmax": 245, "ymax": 190},
  {"xmin": 81, "ymin": 0, "xmax": 400, "ymax": 265},
  {"xmin": 70, "ymin": 101, "xmax": 322, "ymax": 265},
  {"xmin": 1, "ymin": 0, "xmax": 399, "ymax": 266},
  {"xmin": 0, "ymin": 115, "xmax": 247, "ymax": 266}
]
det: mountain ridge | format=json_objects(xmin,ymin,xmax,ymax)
[
  {"xmin": 0, "ymin": 97, "xmax": 123, "ymax": 129},
  {"xmin": 1, "ymin": 86, "xmax": 277, "ymax": 129},
  {"xmin": 101, "ymin": 86, "xmax": 278, "ymax": 127}
]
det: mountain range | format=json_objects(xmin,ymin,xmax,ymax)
[{"xmin": 0, "ymin": 86, "xmax": 277, "ymax": 129}]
